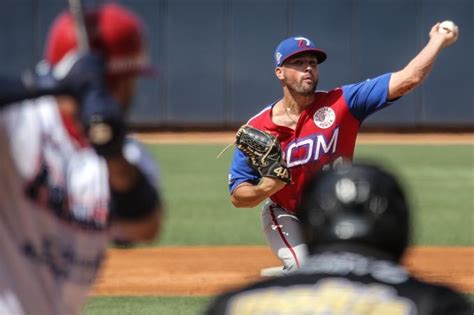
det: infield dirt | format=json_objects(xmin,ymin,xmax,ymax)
[
  {"xmin": 134, "ymin": 131, "xmax": 474, "ymax": 145},
  {"xmin": 91, "ymin": 246, "xmax": 474, "ymax": 296}
]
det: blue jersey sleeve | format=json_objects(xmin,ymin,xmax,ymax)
[
  {"xmin": 342, "ymin": 73, "xmax": 397, "ymax": 121},
  {"xmin": 228, "ymin": 148, "xmax": 260, "ymax": 194}
]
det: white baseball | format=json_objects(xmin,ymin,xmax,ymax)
[{"xmin": 438, "ymin": 20, "xmax": 456, "ymax": 34}]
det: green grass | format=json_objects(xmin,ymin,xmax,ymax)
[
  {"xmin": 149, "ymin": 144, "xmax": 265, "ymax": 246},
  {"xmin": 84, "ymin": 296, "xmax": 211, "ymax": 315},
  {"xmin": 84, "ymin": 294, "xmax": 474, "ymax": 314},
  {"xmin": 354, "ymin": 145, "xmax": 474, "ymax": 245},
  {"xmin": 147, "ymin": 143, "xmax": 473, "ymax": 246}
]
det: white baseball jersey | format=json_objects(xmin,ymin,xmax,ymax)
[{"xmin": 0, "ymin": 96, "xmax": 157, "ymax": 315}]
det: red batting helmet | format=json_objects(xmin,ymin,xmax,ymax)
[{"xmin": 45, "ymin": 3, "xmax": 153, "ymax": 77}]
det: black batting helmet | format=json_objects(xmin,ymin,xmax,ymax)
[{"xmin": 298, "ymin": 163, "xmax": 410, "ymax": 261}]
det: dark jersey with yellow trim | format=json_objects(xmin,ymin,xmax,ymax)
[{"xmin": 206, "ymin": 250, "xmax": 473, "ymax": 315}]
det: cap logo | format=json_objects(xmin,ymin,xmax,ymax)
[
  {"xmin": 294, "ymin": 36, "xmax": 311, "ymax": 47},
  {"xmin": 275, "ymin": 52, "xmax": 282, "ymax": 65}
]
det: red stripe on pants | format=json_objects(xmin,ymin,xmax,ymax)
[{"xmin": 269, "ymin": 206, "xmax": 300, "ymax": 269}]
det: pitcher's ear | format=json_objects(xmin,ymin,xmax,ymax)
[{"xmin": 275, "ymin": 67, "xmax": 284, "ymax": 80}]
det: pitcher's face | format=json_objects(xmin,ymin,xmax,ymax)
[{"xmin": 277, "ymin": 52, "xmax": 319, "ymax": 96}]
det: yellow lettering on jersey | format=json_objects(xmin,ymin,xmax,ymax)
[{"xmin": 227, "ymin": 278, "xmax": 415, "ymax": 315}]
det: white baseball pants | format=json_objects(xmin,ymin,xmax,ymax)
[{"xmin": 261, "ymin": 200, "xmax": 308, "ymax": 273}]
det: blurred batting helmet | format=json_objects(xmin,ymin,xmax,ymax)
[
  {"xmin": 298, "ymin": 163, "xmax": 410, "ymax": 261},
  {"xmin": 45, "ymin": 3, "xmax": 153, "ymax": 77}
]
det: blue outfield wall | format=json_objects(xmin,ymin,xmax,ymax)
[{"xmin": 2, "ymin": 0, "xmax": 473, "ymax": 128}]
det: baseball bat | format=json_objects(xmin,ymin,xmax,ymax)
[{"xmin": 68, "ymin": 0, "xmax": 90, "ymax": 52}]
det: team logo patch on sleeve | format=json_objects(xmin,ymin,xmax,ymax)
[{"xmin": 313, "ymin": 107, "xmax": 336, "ymax": 129}]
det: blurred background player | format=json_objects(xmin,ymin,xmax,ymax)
[
  {"xmin": 209, "ymin": 163, "xmax": 474, "ymax": 314},
  {"xmin": 228, "ymin": 22, "xmax": 459, "ymax": 275},
  {"xmin": 0, "ymin": 3, "xmax": 162, "ymax": 314}
]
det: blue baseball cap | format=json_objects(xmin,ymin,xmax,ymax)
[{"xmin": 274, "ymin": 36, "xmax": 327, "ymax": 67}]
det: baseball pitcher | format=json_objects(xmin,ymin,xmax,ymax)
[{"xmin": 229, "ymin": 23, "xmax": 459, "ymax": 275}]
